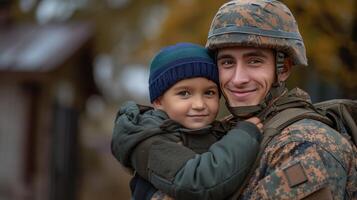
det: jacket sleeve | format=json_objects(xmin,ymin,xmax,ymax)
[
  {"xmin": 111, "ymin": 101, "xmax": 169, "ymax": 168},
  {"xmin": 250, "ymin": 143, "xmax": 357, "ymax": 200},
  {"xmin": 133, "ymin": 121, "xmax": 262, "ymax": 200},
  {"xmin": 244, "ymin": 120, "xmax": 357, "ymax": 200}
]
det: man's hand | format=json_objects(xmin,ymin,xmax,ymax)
[{"xmin": 245, "ymin": 117, "xmax": 263, "ymax": 132}]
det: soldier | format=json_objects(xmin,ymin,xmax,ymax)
[
  {"xmin": 206, "ymin": 1, "xmax": 357, "ymax": 199},
  {"xmin": 123, "ymin": 0, "xmax": 357, "ymax": 199}
]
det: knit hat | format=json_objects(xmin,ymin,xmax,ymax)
[{"xmin": 149, "ymin": 42, "xmax": 219, "ymax": 102}]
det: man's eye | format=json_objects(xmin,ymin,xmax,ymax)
[
  {"xmin": 247, "ymin": 58, "xmax": 263, "ymax": 65},
  {"xmin": 218, "ymin": 59, "xmax": 235, "ymax": 68}
]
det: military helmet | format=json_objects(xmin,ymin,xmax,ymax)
[{"xmin": 206, "ymin": 0, "xmax": 307, "ymax": 66}]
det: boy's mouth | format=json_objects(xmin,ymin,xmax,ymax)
[{"xmin": 187, "ymin": 114, "xmax": 209, "ymax": 117}]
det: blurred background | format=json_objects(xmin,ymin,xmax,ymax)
[{"xmin": 0, "ymin": 0, "xmax": 356, "ymax": 199}]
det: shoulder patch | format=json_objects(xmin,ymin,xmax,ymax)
[
  {"xmin": 283, "ymin": 162, "xmax": 307, "ymax": 188},
  {"xmin": 257, "ymin": 146, "xmax": 330, "ymax": 199}
]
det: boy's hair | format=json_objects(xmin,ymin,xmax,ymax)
[{"xmin": 149, "ymin": 42, "xmax": 219, "ymax": 103}]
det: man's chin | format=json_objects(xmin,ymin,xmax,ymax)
[
  {"xmin": 225, "ymin": 92, "xmax": 262, "ymax": 107},
  {"xmin": 228, "ymin": 100, "xmax": 260, "ymax": 107}
]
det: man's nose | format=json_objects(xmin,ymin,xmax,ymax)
[{"xmin": 232, "ymin": 62, "xmax": 249, "ymax": 85}]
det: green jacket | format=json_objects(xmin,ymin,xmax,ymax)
[{"xmin": 111, "ymin": 101, "xmax": 262, "ymax": 200}]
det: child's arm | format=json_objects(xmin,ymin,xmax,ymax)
[
  {"xmin": 131, "ymin": 121, "xmax": 261, "ymax": 200},
  {"xmin": 111, "ymin": 101, "xmax": 262, "ymax": 200},
  {"xmin": 111, "ymin": 101, "xmax": 179, "ymax": 169}
]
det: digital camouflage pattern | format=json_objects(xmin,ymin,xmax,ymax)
[
  {"xmin": 206, "ymin": 0, "xmax": 307, "ymax": 67},
  {"xmin": 222, "ymin": 88, "xmax": 357, "ymax": 200},
  {"xmin": 238, "ymin": 117, "xmax": 357, "ymax": 199}
]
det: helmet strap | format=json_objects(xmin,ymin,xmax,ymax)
[{"xmin": 273, "ymin": 51, "xmax": 285, "ymax": 87}]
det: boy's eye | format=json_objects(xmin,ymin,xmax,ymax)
[
  {"xmin": 177, "ymin": 90, "xmax": 190, "ymax": 97},
  {"xmin": 205, "ymin": 88, "xmax": 219, "ymax": 98},
  {"xmin": 205, "ymin": 90, "xmax": 217, "ymax": 96}
]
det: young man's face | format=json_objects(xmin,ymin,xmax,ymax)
[
  {"xmin": 217, "ymin": 47, "xmax": 276, "ymax": 107},
  {"xmin": 153, "ymin": 77, "xmax": 219, "ymax": 129}
]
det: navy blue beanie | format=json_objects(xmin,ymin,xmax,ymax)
[{"xmin": 149, "ymin": 42, "xmax": 219, "ymax": 103}]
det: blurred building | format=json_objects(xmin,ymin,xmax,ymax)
[{"xmin": 0, "ymin": 2, "xmax": 98, "ymax": 199}]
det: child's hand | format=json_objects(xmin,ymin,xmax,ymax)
[
  {"xmin": 245, "ymin": 117, "xmax": 263, "ymax": 132},
  {"xmin": 151, "ymin": 190, "xmax": 174, "ymax": 200}
]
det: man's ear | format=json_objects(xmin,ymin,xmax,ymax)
[
  {"xmin": 152, "ymin": 98, "xmax": 163, "ymax": 109},
  {"xmin": 278, "ymin": 58, "xmax": 292, "ymax": 82}
]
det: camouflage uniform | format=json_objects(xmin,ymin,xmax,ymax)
[
  {"xmin": 205, "ymin": 0, "xmax": 357, "ymax": 199},
  {"xmin": 242, "ymin": 120, "xmax": 357, "ymax": 199},
  {"xmin": 229, "ymin": 89, "xmax": 357, "ymax": 199}
]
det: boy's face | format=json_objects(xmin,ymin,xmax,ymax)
[{"xmin": 153, "ymin": 77, "xmax": 219, "ymax": 129}]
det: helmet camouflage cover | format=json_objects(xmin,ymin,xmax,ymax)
[{"xmin": 206, "ymin": 0, "xmax": 307, "ymax": 66}]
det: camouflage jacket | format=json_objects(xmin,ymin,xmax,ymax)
[{"xmin": 236, "ymin": 88, "xmax": 357, "ymax": 200}]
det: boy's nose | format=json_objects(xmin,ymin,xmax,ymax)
[{"xmin": 192, "ymin": 97, "xmax": 205, "ymax": 110}]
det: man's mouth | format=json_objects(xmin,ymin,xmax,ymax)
[{"xmin": 229, "ymin": 89, "xmax": 257, "ymax": 98}]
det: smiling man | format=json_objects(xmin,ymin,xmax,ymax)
[
  {"xmin": 204, "ymin": 0, "xmax": 357, "ymax": 199},
  {"xmin": 216, "ymin": 47, "xmax": 278, "ymax": 107}
]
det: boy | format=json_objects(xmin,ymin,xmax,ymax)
[{"xmin": 111, "ymin": 43, "xmax": 262, "ymax": 200}]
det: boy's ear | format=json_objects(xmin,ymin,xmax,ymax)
[
  {"xmin": 278, "ymin": 58, "xmax": 292, "ymax": 82},
  {"xmin": 152, "ymin": 98, "xmax": 163, "ymax": 109}
]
